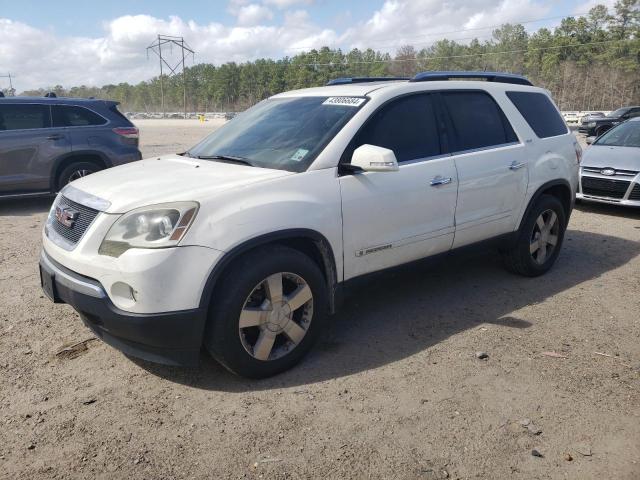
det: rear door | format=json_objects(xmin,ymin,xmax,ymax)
[
  {"xmin": 438, "ymin": 91, "xmax": 528, "ymax": 248},
  {"xmin": 340, "ymin": 93, "xmax": 458, "ymax": 279},
  {"xmin": 0, "ymin": 103, "xmax": 71, "ymax": 194}
]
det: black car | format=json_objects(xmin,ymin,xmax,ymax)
[
  {"xmin": 0, "ymin": 95, "xmax": 142, "ymax": 198},
  {"xmin": 578, "ymin": 106, "xmax": 640, "ymax": 136}
]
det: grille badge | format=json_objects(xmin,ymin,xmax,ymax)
[
  {"xmin": 55, "ymin": 206, "xmax": 79, "ymax": 228},
  {"xmin": 600, "ymin": 168, "xmax": 615, "ymax": 176}
]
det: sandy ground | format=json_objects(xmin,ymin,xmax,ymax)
[{"xmin": 0, "ymin": 122, "xmax": 639, "ymax": 479}]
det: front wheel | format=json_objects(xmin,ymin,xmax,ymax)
[
  {"xmin": 502, "ymin": 194, "xmax": 567, "ymax": 277},
  {"xmin": 56, "ymin": 161, "xmax": 101, "ymax": 191},
  {"xmin": 204, "ymin": 245, "xmax": 329, "ymax": 378}
]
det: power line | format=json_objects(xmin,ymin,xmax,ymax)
[{"xmin": 284, "ymin": 11, "xmax": 592, "ymax": 52}]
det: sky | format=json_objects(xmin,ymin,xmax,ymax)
[{"xmin": 0, "ymin": 0, "xmax": 616, "ymax": 91}]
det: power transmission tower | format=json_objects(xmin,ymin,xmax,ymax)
[
  {"xmin": 146, "ymin": 35, "xmax": 195, "ymax": 118},
  {"xmin": 0, "ymin": 73, "xmax": 16, "ymax": 96}
]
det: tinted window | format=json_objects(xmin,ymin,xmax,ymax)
[
  {"xmin": 628, "ymin": 109, "xmax": 640, "ymax": 119},
  {"xmin": 0, "ymin": 104, "xmax": 51, "ymax": 131},
  {"xmin": 52, "ymin": 105, "xmax": 107, "ymax": 127},
  {"xmin": 351, "ymin": 94, "xmax": 441, "ymax": 163},
  {"xmin": 506, "ymin": 91, "xmax": 568, "ymax": 138},
  {"xmin": 441, "ymin": 91, "xmax": 517, "ymax": 152}
]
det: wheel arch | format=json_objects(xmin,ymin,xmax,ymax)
[
  {"xmin": 199, "ymin": 229, "xmax": 339, "ymax": 315},
  {"xmin": 50, "ymin": 150, "xmax": 112, "ymax": 192},
  {"xmin": 518, "ymin": 179, "xmax": 573, "ymax": 232}
]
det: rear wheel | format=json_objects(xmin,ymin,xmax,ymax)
[
  {"xmin": 204, "ymin": 245, "xmax": 329, "ymax": 378},
  {"xmin": 56, "ymin": 161, "xmax": 101, "ymax": 191},
  {"xmin": 502, "ymin": 194, "xmax": 567, "ymax": 277}
]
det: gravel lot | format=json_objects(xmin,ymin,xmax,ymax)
[{"xmin": 1, "ymin": 121, "xmax": 639, "ymax": 479}]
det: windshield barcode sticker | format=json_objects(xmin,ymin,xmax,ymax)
[{"xmin": 323, "ymin": 97, "xmax": 366, "ymax": 107}]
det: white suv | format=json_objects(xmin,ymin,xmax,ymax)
[{"xmin": 40, "ymin": 71, "xmax": 580, "ymax": 378}]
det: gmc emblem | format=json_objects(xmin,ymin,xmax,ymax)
[{"xmin": 55, "ymin": 206, "xmax": 79, "ymax": 228}]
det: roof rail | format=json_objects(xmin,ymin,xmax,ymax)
[
  {"xmin": 326, "ymin": 77, "xmax": 410, "ymax": 86},
  {"xmin": 410, "ymin": 71, "xmax": 533, "ymax": 86}
]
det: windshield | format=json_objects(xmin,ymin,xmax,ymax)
[
  {"xmin": 187, "ymin": 96, "xmax": 365, "ymax": 172},
  {"xmin": 594, "ymin": 121, "xmax": 640, "ymax": 147},
  {"xmin": 607, "ymin": 108, "xmax": 629, "ymax": 118}
]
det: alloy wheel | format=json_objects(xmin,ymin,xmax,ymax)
[
  {"xmin": 238, "ymin": 272, "xmax": 313, "ymax": 361},
  {"xmin": 68, "ymin": 169, "xmax": 92, "ymax": 182},
  {"xmin": 529, "ymin": 209, "xmax": 560, "ymax": 265}
]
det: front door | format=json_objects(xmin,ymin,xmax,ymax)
[{"xmin": 339, "ymin": 93, "xmax": 458, "ymax": 280}]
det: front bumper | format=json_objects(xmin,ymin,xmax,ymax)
[
  {"xmin": 39, "ymin": 250, "xmax": 206, "ymax": 366},
  {"xmin": 578, "ymin": 125, "xmax": 596, "ymax": 135},
  {"xmin": 577, "ymin": 172, "xmax": 640, "ymax": 208}
]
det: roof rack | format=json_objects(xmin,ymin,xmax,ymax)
[
  {"xmin": 410, "ymin": 71, "xmax": 533, "ymax": 86},
  {"xmin": 326, "ymin": 77, "xmax": 410, "ymax": 86}
]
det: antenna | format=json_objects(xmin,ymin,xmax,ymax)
[{"xmin": 146, "ymin": 35, "xmax": 195, "ymax": 118}]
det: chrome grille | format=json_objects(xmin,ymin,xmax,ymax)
[
  {"xmin": 629, "ymin": 184, "xmax": 640, "ymax": 201},
  {"xmin": 581, "ymin": 176, "xmax": 630, "ymax": 200},
  {"xmin": 49, "ymin": 195, "xmax": 99, "ymax": 246},
  {"xmin": 582, "ymin": 167, "xmax": 639, "ymax": 177}
]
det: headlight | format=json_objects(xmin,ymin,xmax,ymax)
[
  {"xmin": 588, "ymin": 122, "xmax": 596, "ymax": 127},
  {"xmin": 99, "ymin": 202, "xmax": 198, "ymax": 257}
]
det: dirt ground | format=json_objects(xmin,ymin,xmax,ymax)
[{"xmin": 0, "ymin": 121, "xmax": 639, "ymax": 480}]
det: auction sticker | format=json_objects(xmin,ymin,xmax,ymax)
[{"xmin": 322, "ymin": 97, "xmax": 366, "ymax": 107}]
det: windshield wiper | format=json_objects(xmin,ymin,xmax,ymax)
[{"xmin": 194, "ymin": 154, "xmax": 254, "ymax": 166}]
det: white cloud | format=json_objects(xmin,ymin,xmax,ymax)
[
  {"xmin": 0, "ymin": 0, "xmax": 566, "ymax": 91},
  {"xmin": 235, "ymin": 4, "xmax": 274, "ymax": 26},
  {"xmin": 264, "ymin": 0, "xmax": 314, "ymax": 9}
]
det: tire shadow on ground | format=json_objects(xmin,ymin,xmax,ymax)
[{"xmin": 131, "ymin": 228, "xmax": 640, "ymax": 391}]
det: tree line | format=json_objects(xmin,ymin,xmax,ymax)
[{"xmin": 16, "ymin": 1, "xmax": 640, "ymax": 113}]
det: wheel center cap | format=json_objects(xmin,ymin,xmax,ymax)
[{"xmin": 266, "ymin": 301, "xmax": 291, "ymax": 332}]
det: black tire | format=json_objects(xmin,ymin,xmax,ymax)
[
  {"xmin": 204, "ymin": 245, "xmax": 329, "ymax": 378},
  {"xmin": 595, "ymin": 126, "xmax": 609, "ymax": 137},
  {"xmin": 502, "ymin": 194, "xmax": 567, "ymax": 277},
  {"xmin": 56, "ymin": 161, "xmax": 101, "ymax": 191}
]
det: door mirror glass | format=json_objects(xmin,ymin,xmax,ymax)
[{"xmin": 350, "ymin": 144, "xmax": 399, "ymax": 172}]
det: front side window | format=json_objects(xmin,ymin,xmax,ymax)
[
  {"xmin": 607, "ymin": 108, "xmax": 630, "ymax": 118},
  {"xmin": 349, "ymin": 93, "xmax": 441, "ymax": 163},
  {"xmin": 441, "ymin": 91, "xmax": 517, "ymax": 152},
  {"xmin": 594, "ymin": 121, "xmax": 640, "ymax": 148},
  {"xmin": 187, "ymin": 97, "xmax": 363, "ymax": 172},
  {"xmin": 52, "ymin": 105, "xmax": 107, "ymax": 127},
  {"xmin": 0, "ymin": 104, "xmax": 51, "ymax": 131}
]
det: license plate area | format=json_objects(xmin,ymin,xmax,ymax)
[{"xmin": 39, "ymin": 265, "xmax": 61, "ymax": 303}]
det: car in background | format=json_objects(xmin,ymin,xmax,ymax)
[
  {"xmin": 578, "ymin": 117, "xmax": 640, "ymax": 206},
  {"xmin": 578, "ymin": 106, "xmax": 640, "ymax": 136},
  {"xmin": 562, "ymin": 111, "xmax": 580, "ymax": 125},
  {"xmin": 580, "ymin": 112, "xmax": 605, "ymax": 124},
  {"xmin": 0, "ymin": 96, "xmax": 141, "ymax": 198}
]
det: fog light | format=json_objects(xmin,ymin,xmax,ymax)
[{"xmin": 111, "ymin": 281, "xmax": 137, "ymax": 309}]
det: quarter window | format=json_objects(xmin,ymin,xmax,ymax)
[
  {"xmin": 52, "ymin": 105, "xmax": 107, "ymax": 127},
  {"xmin": 0, "ymin": 104, "xmax": 51, "ymax": 131},
  {"xmin": 506, "ymin": 91, "xmax": 568, "ymax": 138},
  {"xmin": 441, "ymin": 91, "xmax": 517, "ymax": 152},
  {"xmin": 351, "ymin": 94, "xmax": 441, "ymax": 163}
]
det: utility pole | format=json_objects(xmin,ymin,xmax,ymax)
[
  {"xmin": 0, "ymin": 73, "xmax": 16, "ymax": 96},
  {"xmin": 146, "ymin": 35, "xmax": 195, "ymax": 118}
]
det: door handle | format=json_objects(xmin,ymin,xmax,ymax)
[
  {"xmin": 509, "ymin": 161, "xmax": 526, "ymax": 170},
  {"xmin": 47, "ymin": 134, "xmax": 64, "ymax": 140},
  {"xmin": 430, "ymin": 176, "xmax": 452, "ymax": 186}
]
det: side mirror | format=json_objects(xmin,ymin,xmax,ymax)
[
  {"xmin": 586, "ymin": 136, "xmax": 595, "ymax": 145},
  {"xmin": 350, "ymin": 144, "xmax": 399, "ymax": 172}
]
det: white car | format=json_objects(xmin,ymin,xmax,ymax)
[{"xmin": 40, "ymin": 71, "xmax": 580, "ymax": 378}]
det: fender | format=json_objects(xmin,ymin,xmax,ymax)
[
  {"xmin": 49, "ymin": 150, "xmax": 112, "ymax": 192},
  {"xmin": 517, "ymin": 178, "xmax": 573, "ymax": 233},
  {"xmin": 198, "ymin": 228, "xmax": 339, "ymax": 314}
]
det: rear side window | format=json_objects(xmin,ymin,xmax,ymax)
[
  {"xmin": 52, "ymin": 105, "xmax": 107, "ymax": 127},
  {"xmin": 440, "ymin": 91, "xmax": 517, "ymax": 152},
  {"xmin": 506, "ymin": 91, "xmax": 568, "ymax": 138},
  {"xmin": 0, "ymin": 104, "xmax": 51, "ymax": 131},
  {"xmin": 109, "ymin": 104, "xmax": 133, "ymax": 125},
  {"xmin": 351, "ymin": 93, "xmax": 441, "ymax": 163}
]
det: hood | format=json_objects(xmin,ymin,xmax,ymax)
[
  {"xmin": 64, "ymin": 155, "xmax": 292, "ymax": 213},
  {"xmin": 582, "ymin": 145, "xmax": 640, "ymax": 171}
]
